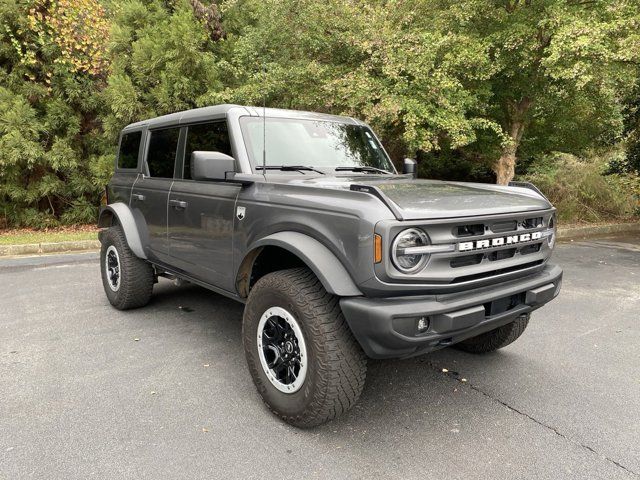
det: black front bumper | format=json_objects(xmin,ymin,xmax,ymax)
[{"xmin": 340, "ymin": 264, "xmax": 562, "ymax": 359}]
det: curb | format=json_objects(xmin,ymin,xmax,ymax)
[
  {"xmin": 0, "ymin": 239, "xmax": 100, "ymax": 257},
  {"xmin": 557, "ymin": 222, "xmax": 640, "ymax": 241}
]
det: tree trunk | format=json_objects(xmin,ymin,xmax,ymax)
[
  {"xmin": 495, "ymin": 143, "xmax": 517, "ymax": 185},
  {"xmin": 493, "ymin": 98, "xmax": 531, "ymax": 185}
]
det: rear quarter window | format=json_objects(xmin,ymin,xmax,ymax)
[
  {"xmin": 117, "ymin": 131, "xmax": 142, "ymax": 169},
  {"xmin": 146, "ymin": 127, "xmax": 180, "ymax": 178}
]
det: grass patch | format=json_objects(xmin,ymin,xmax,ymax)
[{"xmin": 0, "ymin": 226, "xmax": 98, "ymax": 245}]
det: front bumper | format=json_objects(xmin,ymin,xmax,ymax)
[{"xmin": 340, "ymin": 264, "xmax": 562, "ymax": 359}]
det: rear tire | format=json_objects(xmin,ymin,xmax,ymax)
[
  {"xmin": 243, "ymin": 268, "xmax": 367, "ymax": 427},
  {"xmin": 100, "ymin": 226, "xmax": 154, "ymax": 310},
  {"xmin": 453, "ymin": 314, "xmax": 530, "ymax": 354}
]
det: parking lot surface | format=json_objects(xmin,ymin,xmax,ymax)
[{"xmin": 1, "ymin": 235, "xmax": 638, "ymax": 479}]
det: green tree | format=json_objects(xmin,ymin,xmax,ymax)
[
  {"xmin": 211, "ymin": 0, "xmax": 499, "ymax": 162},
  {"xmin": 435, "ymin": 0, "xmax": 639, "ymax": 183},
  {"xmin": 218, "ymin": 0, "xmax": 639, "ymax": 184},
  {"xmin": 0, "ymin": 0, "xmax": 110, "ymax": 227},
  {"xmin": 102, "ymin": 0, "xmax": 224, "ymax": 139}
]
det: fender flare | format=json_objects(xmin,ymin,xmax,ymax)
[
  {"xmin": 243, "ymin": 232, "xmax": 362, "ymax": 297},
  {"xmin": 98, "ymin": 203, "xmax": 147, "ymax": 259}
]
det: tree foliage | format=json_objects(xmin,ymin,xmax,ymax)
[
  {"xmin": 102, "ymin": 0, "xmax": 223, "ymax": 138},
  {"xmin": 0, "ymin": 0, "xmax": 638, "ymax": 227},
  {"xmin": 0, "ymin": 0, "xmax": 109, "ymax": 227}
]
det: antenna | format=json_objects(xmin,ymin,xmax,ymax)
[{"xmin": 262, "ymin": 63, "xmax": 267, "ymax": 181}]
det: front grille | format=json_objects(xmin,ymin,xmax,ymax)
[
  {"xmin": 377, "ymin": 208, "xmax": 555, "ymax": 287},
  {"xmin": 428, "ymin": 211, "xmax": 553, "ymax": 284}
]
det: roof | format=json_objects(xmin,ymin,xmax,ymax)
[{"xmin": 121, "ymin": 105, "xmax": 364, "ymax": 131}]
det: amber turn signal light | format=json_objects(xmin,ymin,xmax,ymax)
[{"xmin": 374, "ymin": 234, "xmax": 382, "ymax": 263}]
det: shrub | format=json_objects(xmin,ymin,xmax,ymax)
[{"xmin": 522, "ymin": 152, "xmax": 639, "ymax": 224}]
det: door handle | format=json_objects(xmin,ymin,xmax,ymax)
[
  {"xmin": 169, "ymin": 199, "xmax": 188, "ymax": 209},
  {"xmin": 132, "ymin": 193, "xmax": 146, "ymax": 201}
]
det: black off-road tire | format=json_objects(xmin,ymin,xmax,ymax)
[
  {"xmin": 243, "ymin": 268, "xmax": 367, "ymax": 428},
  {"xmin": 453, "ymin": 314, "xmax": 530, "ymax": 354},
  {"xmin": 100, "ymin": 226, "xmax": 154, "ymax": 310}
]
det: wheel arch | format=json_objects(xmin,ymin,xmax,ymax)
[
  {"xmin": 98, "ymin": 203, "xmax": 147, "ymax": 259},
  {"xmin": 236, "ymin": 232, "xmax": 362, "ymax": 298}
]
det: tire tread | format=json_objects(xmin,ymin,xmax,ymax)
[
  {"xmin": 243, "ymin": 268, "xmax": 366, "ymax": 427},
  {"xmin": 100, "ymin": 226, "xmax": 154, "ymax": 310}
]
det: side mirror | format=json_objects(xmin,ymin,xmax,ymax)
[
  {"xmin": 191, "ymin": 151, "xmax": 236, "ymax": 181},
  {"xmin": 403, "ymin": 158, "xmax": 417, "ymax": 178}
]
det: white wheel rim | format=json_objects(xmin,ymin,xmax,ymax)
[
  {"xmin": 257, "ymin": 307, "xmax": 308, "ymax": 394},
  {"xmin": 105, "ymin": 245, "xmax": 121, "ymax": 292}
]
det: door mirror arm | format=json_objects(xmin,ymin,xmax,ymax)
[{"xmin": 224, "ymin": 172, "xmax": 254, "ymax": 187}]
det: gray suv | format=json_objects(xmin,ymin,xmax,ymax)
[{"xmin": 99, "ymin": 105, "xmax": 562, "ymax": 427}]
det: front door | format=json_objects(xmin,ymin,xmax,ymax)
[
  {"xmin": 130, "ymin": 126, "xmax": 181, "ymax": 264},
  {"xmin": 168, "ymin": 121, "xmax": 240, "ymax": 291}
]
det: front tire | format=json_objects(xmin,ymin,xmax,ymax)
[
  {"xmin": 243, "ymin": 268, "xmax": 367, "ymax": 427},
  {"xmin": 100, "ymin": 226, "xmax": 154, "ymax": 310},
  {"xmin": 453, "ymin": 314, "xmax": 530, "ymax": 354}
]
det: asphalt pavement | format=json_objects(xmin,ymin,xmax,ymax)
[{"xmin": 0, "ymin": 235, "xmax": 638, "ymax": 480}]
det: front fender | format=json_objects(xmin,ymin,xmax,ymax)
[
  {"xmin": 247, "ymin": 232, "xmax": 362, "ymax": 297},
  {"xmin": 98, "ymin": 203, "xmax": 147, "ymax": 259}
]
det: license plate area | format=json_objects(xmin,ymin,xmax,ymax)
[{"xmin": 484, "ymin": 292, "xmax": 525, "ymax": 316}]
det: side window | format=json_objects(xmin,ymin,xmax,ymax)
[
  {"xmin": 146, "ymin": 128, "xmax": 180, "ymax": 178},
  {"xmin": 184, "ymin": 122, "xmax": 232, "ymax": 180},
  {"xmin": 117, "ymin": 131, "xmax": 142, "ymax": 169}
]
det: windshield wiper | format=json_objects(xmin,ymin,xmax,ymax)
[
  {"xmin": 335, "ymin": 166, "xmax": 392, "ymax": 175},
  {"xmin": 256, "ymin": 165, "xmax": 325, "ymax": 174}
]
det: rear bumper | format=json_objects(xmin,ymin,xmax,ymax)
[{"xmin": 340, "ymin": 264, "xmax": 562, "ymax": 359}]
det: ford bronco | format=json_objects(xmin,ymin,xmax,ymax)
[{"xmin": 98, "ymin": 105, "xmax": 562, "ymax": 427}]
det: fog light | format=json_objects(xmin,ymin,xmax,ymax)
[{"xmin": 417, "ymin": 316, "xmax": 430, "ymax": 333}]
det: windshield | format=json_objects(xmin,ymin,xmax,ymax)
[{"xmin": 239, "ymin": 117, "xmax": 394, "ymax": 173}]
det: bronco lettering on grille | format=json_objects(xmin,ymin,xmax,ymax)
[{"xmin": 458, "ymin": 231, "xmax": 543, "ymax": 252}]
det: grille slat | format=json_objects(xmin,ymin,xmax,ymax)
[
  {"xmin": 455, "ymin": 224, "xmax": 484, "ymax": 237},
  {"xmin": 491, "ymin": 220, "xmax": 518, "ymax": 233},
  {"xmin": 451, "ymin": 260, "xmax": 544, "ymax": 284}
]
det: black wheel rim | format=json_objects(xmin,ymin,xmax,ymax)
[
  {"xmin": 257, "ymin": 307, "xmax": 307, "ymax": 393},
  {"xmin": 105, "ymin": 245, "xmax": 121, "ymax": 292}
]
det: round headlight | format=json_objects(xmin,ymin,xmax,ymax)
[{"xmin": 391, "ymin": 228, "xmax": 430, "ymax": 273}]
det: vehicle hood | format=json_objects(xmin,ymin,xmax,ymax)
[{"xmin": 280, "ymin": 175, "xmax": 552, "ymax": 220}]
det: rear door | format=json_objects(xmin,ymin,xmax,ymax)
[
  {"xmin": 130, "ymin": 126, "xmax": 180, "ymax": 264},
  {"xmin": 168, "ymin": 121, "xmax": 240, "ymax": 291}
]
